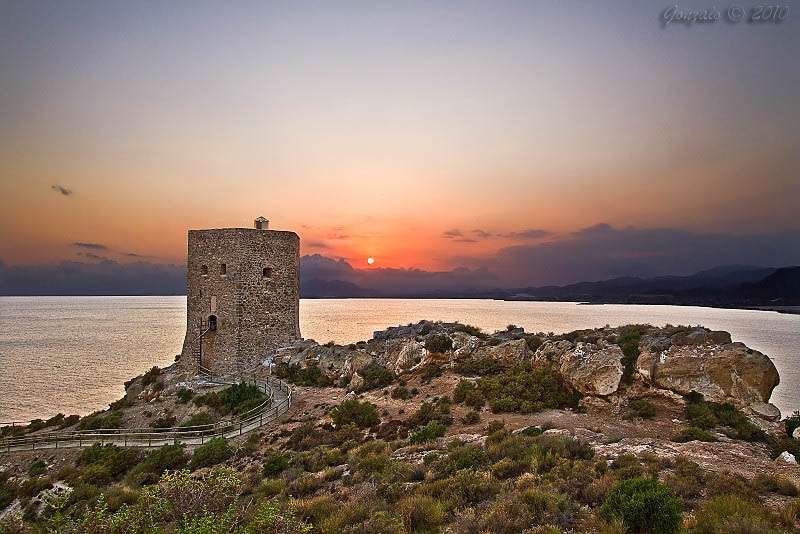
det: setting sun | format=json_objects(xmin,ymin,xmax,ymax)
[{"xmin": 367, "ymin": 257, "xmax": 375, "ymax": 265}]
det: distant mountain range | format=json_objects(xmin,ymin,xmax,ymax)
[{"xmin": 301, "ymin": 264, "xmax": 800, "ymax": 309}]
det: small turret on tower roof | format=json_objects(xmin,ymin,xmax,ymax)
[{"xmin": 254, "ymin": 216, "xmax": 269, "ymax": 230}]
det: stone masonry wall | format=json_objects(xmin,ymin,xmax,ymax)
[{"xmin": 180, "ymin": 227, "xmax": 300, "ymax": 375}]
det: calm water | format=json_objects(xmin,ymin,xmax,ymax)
[{"xmin": 1, "ymin": 297, "xmax": 798, "ymax": 421}]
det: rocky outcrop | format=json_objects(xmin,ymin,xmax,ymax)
[
  {"xmin": 470, "ymin": 339, "xmax": 530, "ymax": 365},
  {"xmin": 749, "ymin": 402, "xmax": 781, "ymax": 422},
  {"xmin": 533, "ymin": 340, "xmax": 573, "ymax": 364},
  {"xmin": 637, "ymin": 328, "xmax": 779, "ymax": 407},
  {"xmin": 558, "ymin": 342, "xmax": 624, "ymax": 396},
  {"xmin": 384, "ymin": 339, "xmax": 427, "ymax": 374},
  {"xmin": 637, "ymin": 342, "xmax": 780, "ymax": 404}
]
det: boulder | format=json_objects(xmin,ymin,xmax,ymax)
[
  {"xmin": 385, "ymin": 339, "xmax": 427, "ymax": 374},
  {"xmin": 470, "ymin": 338, "xmax": 530, "ymax": 365},
  {"xmin": 558, "ymin": 342, "xmax": 624, "ymax": 396},
  {"xmin": 451, "ymin": 332, "xmax": 482, "ymax": 360},
  {"xmin": 344, "ymin": 351, "xmax": 374, "ymax": 376},
  {"xmin": 776, "ymin": 451, "xmax": 797, "ymax": 464},
  {"xmin": 794, "ymin": 427, "xmax": 800, "ymax": 441},
  {"xmin": 637, "ymin": 341, "xmax": 779, "ymax": 405},
  {"xmin": 671, "ymin": 328, "xmax": 732, "ymax": 346},
  {"xmin": 533, "ymin": 340, "xmax": 573, "ymax": 364},
  {"xmin": 748, "ymin": 402, "xmax": 781, "ymax": 422},
  {"xmin": 348, "ymin": 373, "xmax": 365, "ymax": 392}
]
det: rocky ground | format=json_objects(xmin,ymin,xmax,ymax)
[{"xmin": 2, "ymin": 320, "xmax": 800, "ymax": 533}]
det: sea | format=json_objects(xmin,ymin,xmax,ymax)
[{"xmin": 0, "ymin": 296, "xmax": 797, "ymax": 422}]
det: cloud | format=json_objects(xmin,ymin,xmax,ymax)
[
  {"xmin": 50, "ymin": 184, "xmax": 73, "ymax": 196},
  {"xmin": 0, "ymin": 260, "xmax": 185, "ymax": 296},
  {"xmin": 77, "ymin": 252, "xmax": 110, "ymax": 261},
  {"xmin": 71, "ymin": 242, "xmax": 108, "ymax": 251},
  {"xmin": 472, "ymin": 229, "xmax": 493, "ymax": 239},
  {"xmin": 304, "ymin": 240, "xmax": 331, "ymax": 250},
  {"xmin": 480, "ymin": 224, "xmax": 800, "ymax": 286},
  {"xmin": 441, "ymin": 229, "xmax": 477, "ymax": 243},
  {"xmin": 497, "ymin": 228, "xmax": 552, "ymax": 240}
]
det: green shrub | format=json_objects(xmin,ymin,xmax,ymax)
[
  {"xmin": 141, "ymin": 366, "xmax": 161, "ymax": 387},
  {"xmin": 359, "ymin": 365, "xmax": 396, "ymax": 391},
  {"xmin": 330, "ymin": 399, "xmax": 379, "ymax": 428},
  {"xmin": 242, "ymin": 499, "xmax": 312, "ymax": 534},
  {"xmin": 684, "ymin": 393, "xmax": 766, "ymax": 442},
  {"xmin": 455, "ymin": 356, "xmax": 502, "ymax": 376},
  {"xmin": 391, "ymin": 386, "xmax": 412, "ymax": 400},
  {"xmin": 626, "ymin": 399, "xmax": 656, "ymax": 419},
  {"xmin": 600, "ymin": 478, "xmax": 683, "ymax": 534},
  {"xmin": 190, "ymin": 437, "xmax": 233, "ymax": 469},
  {"xmin": 425, "ymin": 334, "xmax": 453, "ymax": 353},
  {"xmin": 274, "ymin": 362, "xmax": 334, "ymax": 387},
  {"xmin": 462, "ymin": 410, "xmax": 481, "ymax": 425},
  {"xmin": 150, "ymin": 414, "xmax": 177, "ymax": 430},
  {"xmin": 60, "ymin": 414, "xmax": 81, "ymax": 428},
  {"xmin": 407, "ymin": 399, "xmax": 453, "ymax": 428},
  {"xmin": 28, "ymin": 459, "xmax": 47, "ymax": 477},
  {"xmin": 754, "ymin": 473, "xmax": 798, "ymax": 496},
  {"xmin": 288, "ymin": 473, "xmax": 322, "ymax": 497},
  {"xmin": 409, "ymin": 421, "xmax": 447, "ymax": 444},
  {"xmin": 195, "ymin": 383, "xmax": 266, "ymax": 415},
  {"xmin": 672, "ymin": 427, "xmax": 718, "ymax": 443},
  {"xmin": 262, "ymin": 449, "xmax": 291, "ymax": 476},
  {"xmin": 77, "ymin": 444, "xmax": 142, "ymax": 483},
  {"xmin": 616, "ymin": 328, "xmax": 643, "ymax": 384},
  {"xmin": 180, "ymin": 411, "xmax": 218, "ymax": 428},
  {"xmin": 692, "ymin": 494, "xmax": 778, "ymax": 534},
  {"xmin": 478, "ymin": 363, "xmax": 579, "ymax": 414},
  {"xmin": 176, "ymin": 387, "xmax": 194, "ymax": 403},
  {"xmin": 419, "ymin": 469, "xmax": 499, "ymax": 510},
  {"xmin": 452, "ymin": 323, "xmax": 486, "ymax": 338},
  {"xmin": 397, "ymin": 495, "xmax": 445, "ymax": 532},
  {"xmin": 664, "ymin": 456, "xmax": 706, "ymax": 500},
  {"xmin": 78, "ymin": 411, "xmax": 123, "ymax": 430},
  {"xmin": 127, "ymin": 444, "xmax": 188, "ymax": 486}
]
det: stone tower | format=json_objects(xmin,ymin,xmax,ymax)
[{"xmin": 180, "ymin": 218, "xmax": 300, "ymax": 375}]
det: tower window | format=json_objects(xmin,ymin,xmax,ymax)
[
  {"xmin": 208, "ymin": 315, "xmax": 217, "ymax": 331},
  {"xmin": 262, "ymin": 267, "xmax": 272, "ymax": 278},
  {"xmin": 220, "ymin": 263, "xmax": 227, "ymax": 275},
  {"xmin": 201, "ymin": 264, "xmax": 209, "ymax": 275}
]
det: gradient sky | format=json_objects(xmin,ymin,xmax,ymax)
[{"xmin": 1, "ymin": 1, "xmax": 798, "ymax": 274}]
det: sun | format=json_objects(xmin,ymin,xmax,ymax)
[{"xmin": 367, "ymin": 257, "xmax": 375, "ymax": 265}]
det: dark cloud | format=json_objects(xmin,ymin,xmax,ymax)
[
  {"xmin": 0, "ymin": 260, "xmax": 185, "ymax": 296},
  {"xmin": 472, "ymin": 229, "xmax": 493, "ymax": 239},
  {"xmin": 77, "ymin": 252, "xmax": 110, "ymax": 261},
  {"xmin": 498, "ymin": 229, "xmax": 551, "ymax": 240},
  {"xmin": 441, "ymin": 229, "xmax": 477, "ymax": 243},
  {"xmin": 304, "ymin": 240, "xmax": 331, "ymax": 250},
  {"xmin": 482, "ymin": 224, "xmax": 800, "ymax": 286},
  {"xmin": 50, "ymin": 184, "xmax": 73, "ymax": 196},
  {"xmin": 71, "ymin": 242, "xmax": 108, "ymax": 251}
]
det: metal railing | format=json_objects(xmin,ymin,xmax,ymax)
[{"xmin": 0, "ymin": 375, "xmax": 293, "ymax": 453}]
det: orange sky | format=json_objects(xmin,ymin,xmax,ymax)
[{"xmin": 1, "ymin": 2, "xmax": 798, "ymax": 271}]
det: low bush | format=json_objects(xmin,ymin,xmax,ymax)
[
  {"xmin": 262, "ymin": 449, "xmax": 291, "ymax": 476},
  {"xmin": 691, "ymin": 494, "xmax": 778, "ymax": 534},
  {"xmin": 478, "ymin": 363, "xmax": 579, "ymax": 414},
  {"xmin": 391, "ymin": 385, "xmax": 412, "ymax": 400},
  {"xmin": 754, "ymin": 473, "xmax": 798, "ymax": 496},
  {"xmin": 176, "ymin": 387, "xmax": 194, "ymax": 403},
  {"xmin": 672, "ymin": 427, "xmax": 718, "ymax": 443},
  {"xmin": 409, "ymin": 421, "xmax": 447, "ymax": 444},
  {"xmin": 28, "ymin": 459, "xmax": 47, "ymax": 477},
  {"xmin": 664, "ymin": 456, "xmax": 706, "ymax": 500},
  {"xmin": 141, "ymin": 366, "xmax": 161, "ymax": 387},
  {"xmin": 625, "ymin": 399, "xmax": 656, "ymax": 419},
  {"xmin": 600, "ymin": 478, "xmax": 683, "ymax": 534},
  {"xmin": 274, "ymin": 362, "xmax": 334, "ymax": 387},
  {"xmin": 425, "ymin": 334, "xmax": 453, "ymax": 353},
  {"xmin": 78, "ymin": 411, "xmax": 123, "ymax": 431},
  {"xmin": 684, "ymin": 393, "xmax": 766, "ymax": 442},
  {"xmin": 195, "ymin": 383, "xmax": 266, "ymax": 415},
  {"xmin": 462, "ymin": 410, "xmax": 481, "ymax": 424},
  {"xmin": 452, "ymin": 323, "xmax": 486, "ymax": 338},
  {"xmin": 77, "ymin": 444, "xmax": 142, "ymax": 483},
  {"xmin": 180, "ymin": 411, "xmax": 218, "ymax": 428},
  {"xmin": 190, "ymin": 437, "xmax": 233, "ymax": 469},
  {"xmin": 397, "ymin": 494, "xmax": 445, "ymax": 532},
  {"xmin": 407, "ymin": 398, "xmax": 453, "ymax": 429},
  {"xmin": 454, "ymin": 379, "xmax": 486, "ymax": 408},
  {"xmin": 455, "ymin": 356, "xmax": 502, "ymax": 377},
  {"xmin": 359, "ymin": 365, "xmax": 396, "ymax": 391},
  {"xmin": 330, "ymin": 399, "xmax": 379, "ymax": 428},
  {"xmin": 150, "ymin": 414, "xmax": 177, "ymax": 430},
  {"xmin": 127, "ymin": 444, "xmax": 188, "ymax": 486},
  {"xmin": 616, "ymin": 327, "xmax": 643, "ymax": 384}
]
